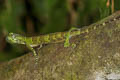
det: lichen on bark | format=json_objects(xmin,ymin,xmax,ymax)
[{"xmin": 1, "ymin": 11, "xmax": 120, "ymax": 80}]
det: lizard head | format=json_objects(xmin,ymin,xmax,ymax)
[{"xmin": 6, "ymin": 33, "xmax": 25, "ymax": 44}]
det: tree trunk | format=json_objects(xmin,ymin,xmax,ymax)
[{"xmin": 1, "ymin": 11, "xmax": 120, "ymax": 80}]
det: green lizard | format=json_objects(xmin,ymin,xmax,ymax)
[
  {"xmin": 6, "ymin": 28, "xmax": 83, "ymax": 64},
  {"xmin": 6, "ymin": 13, "xmax": 120, "ymax": 64}
]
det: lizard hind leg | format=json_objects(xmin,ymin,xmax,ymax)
[
  {"xmin": 64, "ymin": 27, "xmax": 77, "ymax": 48},
  {"xmin": 64, "ymin": 31, "xmax": 70, "ymax": 47}
]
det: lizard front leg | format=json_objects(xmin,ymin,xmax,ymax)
[{"xmin": 26, "ymin": 44, "xmax": 42, "ymax": 64}]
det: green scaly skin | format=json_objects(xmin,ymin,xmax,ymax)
[
  {"xmin": 4, "ymin": 25, "xmax": 105, "ymax": 64},
  {"xmin": 6, "ymin": 12, "xmax": 120, "ymax": 64},
  {"xmin": 6, "ymin": 28, "xmax": 84, "ymax": 64}
]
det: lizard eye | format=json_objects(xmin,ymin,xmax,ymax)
[
  {"xmin": 6, "ymin": 32, "xmax": 25, "ymax": 44},
  {"xmin": 12, "ymin": 34, "xmax": 15, "ymax": 38}
]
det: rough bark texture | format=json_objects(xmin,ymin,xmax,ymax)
[{"xmin": 1, "ymin": 11, "xmax": 120, "ymax": 80}]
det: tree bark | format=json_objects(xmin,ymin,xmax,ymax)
[{"xmin": 1, "ymin": 11, "xmax": 120, "ymax": 80}]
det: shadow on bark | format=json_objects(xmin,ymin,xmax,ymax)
[{"xmin": 1, "ymin": 11, "xmax": 120, "ymax": 80}]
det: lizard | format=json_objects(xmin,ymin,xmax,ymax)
[
  {"xmin": 6, "ymin": 28, "xmax": 81, "ymax": 64},
  {"xmin": 6, "ymin": 11, "xmax": 120, "ymax": 64}
]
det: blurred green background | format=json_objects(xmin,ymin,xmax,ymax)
[{"xmin": 0, "ymin": 0, "xmax": 119, "ymax": 62}]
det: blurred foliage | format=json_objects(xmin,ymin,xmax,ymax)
[{"xmin": 0, "ymin": 0, "xmax": 119, "ymax": 61}]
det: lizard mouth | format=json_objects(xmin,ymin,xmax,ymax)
[
  {"xmin": 6, "ymin": 33, "xmax": 25, "ymax": 44},
  {"xmin": 6, "ymin": 35, "xmax": 17, "ymax": 44}
]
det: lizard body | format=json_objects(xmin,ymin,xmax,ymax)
[
  {"xmin": 6, "ymin": 12, "xmax": 120, "ymax": 64},
  {"xmin": 6, "ymin": 29, "xmax": 80, "ymax": 47}
]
